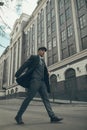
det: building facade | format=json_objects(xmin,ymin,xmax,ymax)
[{"xmin": 0, "ymin": 0, "xmax": 87, "ymax": 101}]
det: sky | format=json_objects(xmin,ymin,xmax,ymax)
[{"xmin": 0, "ymin": 0, "xmax": 38, "ymax": 56}]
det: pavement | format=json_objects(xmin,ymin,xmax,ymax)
[
  {"xmin": 33, "ymin": 97, "xmax": 87, "ymax": 104},
  {"xmin": 0, "ymin": 97, "xmax": 87, "ymax": 105},
  {"xmin": 0, "ymin": 98, "xmax": 87, "ymax": 130}
]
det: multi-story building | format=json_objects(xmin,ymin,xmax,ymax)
[
  {"xmin": 0, "ymin": 0, "xmax": 87, "ymax": 101},
  {"xmin": 0, "ymin": 46, "xmax": 9, "ymax": 98},
  {"xmin": 0, "ymin": 13, "xmax": 29, "ymax": 98},
  {"xmin": 23, "ymin": 0, "xmax": 87, "ymax": 101}
]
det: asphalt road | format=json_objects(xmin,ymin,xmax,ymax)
[{"xmin": 0, "ymin": 99, "xmax": 87, "ymax": 130}]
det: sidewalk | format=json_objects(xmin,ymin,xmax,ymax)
[
  {"xmin": 0, "ymin": 97, "xmax": 87, "ymax": 105},
  {"xmin": 34, "ymin": 97, "xmax": 87, "ymax": 104}
]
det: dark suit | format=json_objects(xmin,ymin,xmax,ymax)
[
  {"xmin": 15, "ymin": 55, "xmax": 50, "ymax": 93},
  {"xmin": 15, "ymin": 55, "xmax": 55, "ymax": 119}
]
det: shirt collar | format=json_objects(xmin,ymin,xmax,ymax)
[{"xmin": 39, "ymin": 56, "xmax": 44, "ymax": 60}]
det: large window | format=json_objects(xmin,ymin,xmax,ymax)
[
  {"xmin": 65, "ymin": 7, "xmax": 71, "ymax": 20},
  {"xmin": 47, "ymin": 13, "xmax": 51, "ymax": 22},
  {"xmin": 37, "ymin": 9, "xmax": 45, "ymax": 48},
  {"xmin": 77, "ymin": 0, "xmax": 85, "ymax": 9},
  {"xmin": 47, "ymin": 26, "xmax": 51, "ymax": 36},
  {"xmin": 46, "ymin": 0, "xmax": 57, "ymax": 66},
  {"xmin": 68, "ymin": 44, "xmax": 76, "ymax": 56},
  {"xmin": 62, "ymin": 47, "xmax": 69, "ymax": 59},
  {"xmin": 60, "ymin": 13, "xmax": 65, "ymax": 25},
  {"xmin": 61, "ymin": 30, "xmax": 66, "ymax": 42},
  {"xmin": 51, "ymin": 8, "xmax": 55, "ymax": 18},
  {"xmin": 59, "ymin": 0, "xmax": 64, "ymax": 9},
  {"xmin": 51, "ymin": 22, "xmax": 56, "ymax": 32},
  {"xmin": 67, "ymin": 25, "xmax": 73, "ymax": 37},
  {"xmin": 65, "ymin": 0, "xmax": 70, "ymax": 5},
  {"xmin": 52, "ymin": 37, "xmax": 56, "ymax": 47},
  {"xmin": 47, "ymin": 41, "xmax": 52, "ymax": 50},
  {"xmin": 81, "ymin": 36, "xmax": 87, "ymax": 49},
  {"xmin": 79, "ymin": 15, "xmax": 87, "ymax": 29}
]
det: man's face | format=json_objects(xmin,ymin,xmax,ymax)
[{"xmin": 38, "ymin": 50, "xmax": 45, "ymax": 57}]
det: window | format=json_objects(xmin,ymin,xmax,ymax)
[
  {"xmin": 51, "ymin": 8, "xmax": 55, "ymax": 18},
  {"xmin": 47, "ymin": 13, "xmax": 51, "ymax": 22},
  {"xmin": 38, "ymin": 36, "xmax": 40, "ymax": 44},
  {"xmin": 41, "ymin": 33, "xmax": 44, "ymax": 41},
  {"xmin": 79, "ymin": 15, "xmax": 87, "ymax": 29},
  {"xmin": 48, "ymin": 57, "xmax": 53, "ymax": 66},
  {"xmin": 48, "ymin": 41, "xmax": 52, "ymax": 50},
  {"xmin": 59, "ymin": 0, "xmax": 64, "ymax": 9},
  {"xmin": 51, "ymin": 22, "xmax": 56, "ymax": 32},
  {"xmin": 65, "ymin": 0, "xmax": 70, "ymax": 4},
  {"xmin": 46, "ymin": 1, "xmax": 50, "ymax": 12},
  {"xmin": 77, "ymin": 0, "xmax": 85, "ymax": 9},
  {"xmin": 65, "ymin": 7, "xmax": 71, "ymax": 20},
  {"xmin": 67, "ymin": 25, "xmax": 73, "ymax": 37},
  {"xmin": 62, "ymin": 47, "xmax": 69, "ymax": 59},
  {"xmin": 68, "ymin": 44, "xmax": 76, "ymax": 56},
  {"xmin": 53, "ymin": 54, "xmax": 58, "ymax": 63},
  {"xmin": 52, "ymin": 37, "xmax": 56, "ymax": 47},
  {"xmin": 41, "ymin": 20, "xmax": 44, "ymax": 31},
  {"xmin": 81, "ymin": 36, "xmax": 87, "ymax": 49},
  {"xmin": 41, "ymin": 9, "xmax": 44, "ymax": 19},
  {"xmin": 47, "ymin": 26, "xmax": 51, "ymax": 36},
  {"xmin": 61, "ymin": 30, "xmax": 66, "ymax": 41},
  {"xmin": 60, "ymin": 13, "xmax": 65, "ymax": 25}
]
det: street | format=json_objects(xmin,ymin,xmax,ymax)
[{"xmin": 0, "ymin": 99, "xmax": 87, "ymax": 130}]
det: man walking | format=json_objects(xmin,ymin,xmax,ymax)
[{"xmin": 15, "ymin": 47, "xmax": 63, "ymax": 124}]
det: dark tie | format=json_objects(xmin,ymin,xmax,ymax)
[{"xmin": 41, "ymin": 59, "xmax": 45, "ymax": 66}]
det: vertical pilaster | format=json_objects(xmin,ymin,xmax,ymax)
[
  {"xmin": 44, "ymin": 4, "xmax": 48, "ymax": 64},
  {"xmin": 55, "ymin": 0, "xmax": 61, "ymax": 61},
  {"xmin": 35, "ymin": 17, "xmax": 38, "ymax": 54},
  {"xmin": 10, "ymin": 47, "xmax": 14, "ymax": 85},
  {"xmin": 71, "ymin": 0, "xmax": 80, "ymax": 52},
  {"xmin": 19, "ymin": 35, "xmax": 22, "ymax": 67},
  {"xmin": 15, "ymin": 41, "xmax": 18, "ymax": 72},
  {"xmin": 7, "ymin": 49, "xmax": 11, "ymax": 87}
]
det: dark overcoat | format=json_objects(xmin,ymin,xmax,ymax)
[{"xmin": 15, "ymin": 55, "xmax": 50, "ymax": 93}]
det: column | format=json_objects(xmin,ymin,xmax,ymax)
[
  {"xmin": 19, "ymin": 35, "xmax": 22, "ymax": 67},
  {"xmin": 34, "ymin": 18, "xmax": 38, "ymax": 54},
  {"xmin": 55, "ymin": 0, "xmax": 61, "ymax": 61},
  {"xmin": 44, "ymin": 4, "xmax": 48, "ymax": 64},
  {"xmin": 71, "ymin": 0, "xmax": 80, "ymax": 52},
  {"xmin": 10, "ymin": 47, "xmax": 14, "ymax": 85}
]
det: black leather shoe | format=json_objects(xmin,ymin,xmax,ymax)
[
  {"xmin": 15, "ymin": 116, "xmax": 24, "ymax": 125},
  {"xmin": 51, "ymin": 116, "xmax": 63, "ymax": 123}
]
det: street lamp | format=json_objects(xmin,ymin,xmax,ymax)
[{"xmin": 0, "ymin": 2, "xmax": 4, "ymax": 6}]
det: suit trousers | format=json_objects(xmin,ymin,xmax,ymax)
[{"xmin": 17, "ymin": 79, "xmax": 55, "ymax": 118}]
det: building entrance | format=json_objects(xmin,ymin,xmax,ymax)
[{"xmin": 65, "ymin": 69, "xmax": 78, "ymax": 102}]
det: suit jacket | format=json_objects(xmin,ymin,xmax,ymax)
[{"xmin": 15, "ymin": 55, "xmax": 50, "ymax": 93}]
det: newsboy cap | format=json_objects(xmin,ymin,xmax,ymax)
[{"xmin": 38, "ymin": 47, "xmax": 47, "ymax": 52}]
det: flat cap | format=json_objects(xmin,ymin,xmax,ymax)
[{"xmin": 38, "ymin": 47, "xmax": 47, "ymax": 52}]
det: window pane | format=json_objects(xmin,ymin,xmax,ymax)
[
  {"xmin": 59, "ymin": 0, "xmax": 64, "ymax": 9},
  {"xmin": 60, "ymin": 13, "xmax": 65, "ymax": 25},
  {"xmin": 81, "ymin": 36, "xmax": 87, "ymax": 49},
  {"xmin": 67, "ymin": 25, "xmax": 73, "ymax": 37},
  {"xmin": 77, "ymin": 0, "xmax": 84, "ymax": 9},
  {"xmin": 52, "ymin": 37, "xmax": 56, "ymax": 47},
  {"xmin": 79, "ymin": 15, "xmax": 87, "ymax": 29},
  {"xmin": 65, "ymin": 7, "xmax": 71, "ymax": 20},
  {"xmin": 48, "ymin": 57, "xmax": 53, "ymax": 66},
  {"xmin": 61, "ymin": 30, "xmax": 66, "ymax": 41},
  {"xmin": 48, "ymin": 41, "xmax": 52, "ymax": 50}
]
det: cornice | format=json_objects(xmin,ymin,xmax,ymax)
[{"xmin": 48, "ymin": 49, "xmax": 87, "ymax": 71}]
